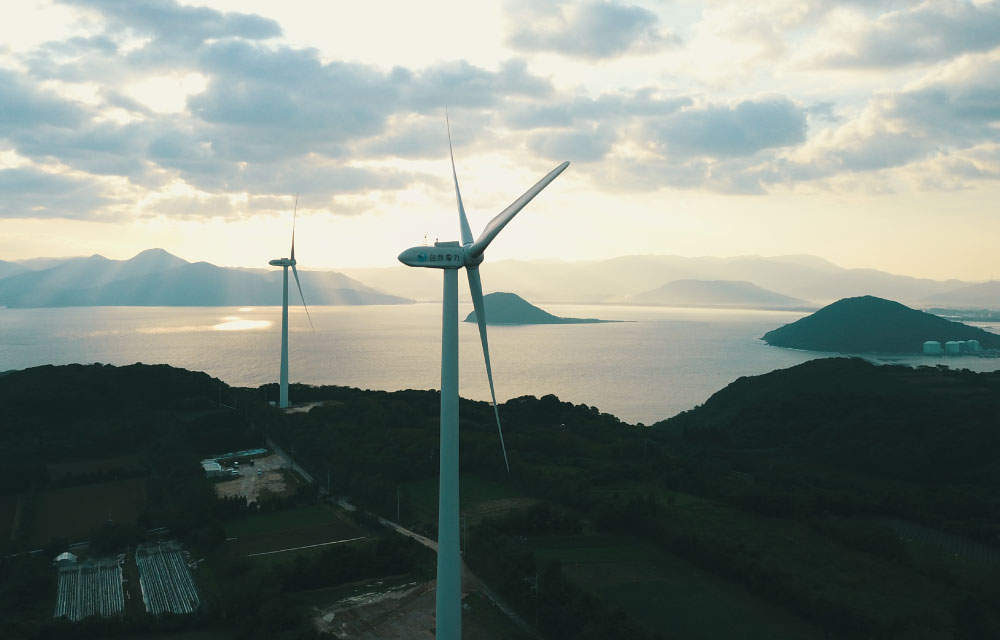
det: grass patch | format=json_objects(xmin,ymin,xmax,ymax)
[
  {"xmin": 533, "ymin": 534, "xmax": 826, "ymax": 640},
  {"xmin": 226, "ymin": 504, "xmax": 343, "ymax": 538},
  {"xmin": 405, "ymin": 473, "xmax": 528, "ymax": 523},
  {"xmin": 30, "ymin": 477, "xmax": 146, "ymax": 546}
]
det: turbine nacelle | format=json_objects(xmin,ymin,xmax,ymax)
[
  {"xmin": 269, "ymin": 258, "xmax": 295, "ymax": 267},
  {"xmin": 397, "ymin": 241, "xmax": 473, "ymax": 269}
]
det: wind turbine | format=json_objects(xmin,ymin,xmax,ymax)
[
  {"xmin": 269, "ymin": 196, "xmax": 313, "ymax": 409},
  {"xmin": 398, "ymin": 119, "xmax": 569, "ymax": 639}
]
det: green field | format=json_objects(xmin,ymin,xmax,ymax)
[
  {"xmin": 405, "ymin": 474, "xmax": 534, "ymax": 524},
  {"xmin": 225, "ymin": 504, "xmax": 366, "ymax": 557},
  {"xmin": 47, "ymin": 454, "xmax": 145, "ymax": 482},
  {"xmin": 533, "ymin": 535, "xmax": 826, "ymax": 640},
  {"xmin": 30, "ymin": 477, "xmax": 147, "ymax": 546},
  {"xmin": 0, "ymin": 493, "xmax": 19, "ymax": 541}
]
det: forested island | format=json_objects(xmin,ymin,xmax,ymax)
[
  {"xmin": 3, "ymin": 359, "xmax": 1000, "ymax": 638},
  {"xmin": 763, "ymin": 295, "xmax": 1000, "ymax": 353},
  {"xmin": 463, "ymin": 291, "xmax": 615, "ymax": 325}
]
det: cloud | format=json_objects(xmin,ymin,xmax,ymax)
[
  {"xmin": 809, "ymin": 1, "xmax": 1000, "ymax": 69},
  {"xmin": 505, "ymin": 0, "xmax": 680, "ymax": 60},
  {"xmin": 527, "ymin": 124, "xmax": 618, "ymax": 162},
  {"xmin": 0, "ymin": 167, "xmax": 111, "ymax": 218},
  {"xmin": 0, "ymin": 68, "xmax": 88, "ymax": 131},
  {"xmin": 61, "ymin": 0, "xmax": 281, "ymax": 45},
  {"xmin": 648, "ymin": 95, "xmax": 807, "ymax": 158}
]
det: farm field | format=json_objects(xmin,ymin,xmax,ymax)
[
  {"xmin": 30, "ymin": 477, "xmax": 147, "ymax": 546},
  {"xmin": 47, "ymin": 455, "xmax": 145, "ymax": 482},
  {"xmin": 0, "ymin": 493, "xmax": 19, "ymax": 541},
  {"xmin": 405, "ymin": 474, "xmax": 535, "ymax": 525},
  {"xmin": 874, "ymin": 517, "xmax": 1000, "ymax": 564},
  {"xmin": 533, "ymin": 534, "xmax": 826, "ymax": 640},
  {"xmin": 225, "ymin": 504, "xmax": 366, "ymax": 557}
]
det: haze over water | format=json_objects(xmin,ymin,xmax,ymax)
[{"xmin": 3, "ymin": 304, "xmax": 999, "ymax": 425}]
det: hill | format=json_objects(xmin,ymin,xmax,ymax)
[
  {"xmin": 627, "ymin": 279, "xmax": 809, "ymax": 308},
  {"xmin": 923, "ymin": 280, "xmax": 1000, "ymax": 310},
  {"xmin": 0, "ymin": 248, "xmax": 411, "ymax": 307},
  {"xmin": 762, "ymin": 295, "xmax": 1000, "ymax": 353},
  {"xmin": 656, "ymin": 357, "xmax": 1000, "ymax": 486},
  {"xmin": 463, "ymin": 292, "xmax": 612, "ymax": 325}
]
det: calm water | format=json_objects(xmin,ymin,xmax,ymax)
[{"xmin": 2, "ymin": 304, "xmax": 998, "ymax": 425}]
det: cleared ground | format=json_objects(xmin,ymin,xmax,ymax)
[
  {"xmin": 31, "ymin": 477, "xmax": 147, "ymax": 546},
  {"xmin": 213, "ymin": 454, "xmax": 295, "ymax": 504},
  {"xmin": 312, "ymin": 578, "xmax": 531, "ymax": 640}
]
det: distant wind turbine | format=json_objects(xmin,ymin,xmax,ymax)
[
  {"xmin": 269, "ymin": 196, "xmax": 313, "ymax": 409},
  {"xmin": 398, "ymin": 116, "xmax": 569, "ymax": 639}
]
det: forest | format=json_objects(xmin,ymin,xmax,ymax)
[{"xmin": 2, "ymin": 358, "xmax": 1000, "ymax": 638}]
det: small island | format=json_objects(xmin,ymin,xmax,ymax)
[
  {"xmin": 464, "ymin": 292, "xmax": 615, "ymax": 325},
  {"xmin": 762, "ymin": 295, "xmax": 1000, "ymax": 353}
]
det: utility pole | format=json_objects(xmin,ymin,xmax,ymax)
[{"xmin": 396, "ymin": 485, "xmax": 401, "ymax": 522}]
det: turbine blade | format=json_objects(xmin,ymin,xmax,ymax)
[
  {"xmin": 447, "ymin": 110, "xmax": 474, "ymax": 246},
  {"xmin": 290, "ymin": 194, "xmax": 298, "ymax": 260},
  {"xmin": 291, "ymin": 263, "xmax": 314, "ymax": 331},
  {"xmin": 468, "ymin": 161, "xmax": 570, "ymax": 260},
  {"xmin": 467, "ymin": 266, "xmax": 509, "ymax": 472}
]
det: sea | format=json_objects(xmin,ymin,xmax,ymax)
[{"xmin": 2, "ymin": 304, "xmax": 999, "ymax": 425}]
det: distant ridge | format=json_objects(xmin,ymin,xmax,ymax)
[
  {"xmin": 627, "ymin": 279, "xmax": 809, "ymax": 309},
  {"xmin": 0, "ymin": 249, "xmax": 412, "ymax": 307},
  {"xmin": 463, "ymin": 292, "xmax": 613, "ymax": 325},
  {"xmin": 342, "ymin": 254, "xmax": 969, "ymax": 305},
  {"xmin": 922, "ymin": 281, "xmax": 1000, "ymax": 310},
  {"xmin": 762, "ymin": 295, "xmax": 1000, "ymax": 353}
]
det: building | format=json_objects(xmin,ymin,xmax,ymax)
[{"xmin": 201, "ymin": 460, "xmax": 224, "ymax": 478}]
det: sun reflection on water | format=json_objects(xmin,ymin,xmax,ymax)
[{"xmin": 213, "ymin": 316, "xmax": 272, "ymax": 331}]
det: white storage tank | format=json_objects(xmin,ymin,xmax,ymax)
[
  {"xmin": 923, "ymin": 341, "xmax": 942, "ymax": 354},
  {"xmin": 945, "ymin": 340, "xmax": 962, "ymax": 354},
  {"xmin": 966, "ymin": 339, "xmax": 980, "ymax": 352}
]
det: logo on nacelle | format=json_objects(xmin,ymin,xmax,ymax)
[{"xmin": 417, "ymin": 251, "xmax": 428, "ymax": 262}]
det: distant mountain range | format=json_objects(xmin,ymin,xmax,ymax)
[
  {"xmin": 626, "ymin": 279, "xmax": 808, "ymax": 309},
  {"xmin": 0, "ymin": 249, "xmax": 411, "ymax": 308},
  {"xmin": 762, "ymin": 295, "xmax": 1000, "ymax": 354},
  {"xmin": 6, "ymin": 250, "xmax": 998, "ymax": 310},
  {"xmin": 342, "ymin": 254, "xmax": 993, "ymax": 309},
  {"xmin": 463, "ymin": 292, "xmax": 614, "ymax": 325}
]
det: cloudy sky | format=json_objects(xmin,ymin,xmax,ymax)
[{"xmin": 2, "ymin": 0, "xmax": 999, "ymax": 280}]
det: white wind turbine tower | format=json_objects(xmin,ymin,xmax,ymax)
[
  {"xmin": 269, "ymin": 197, "xmax": 313, "ymax": 408},
  {"xmin": 398, "ymin": 119, "xmax": 569, "ymax": 639}
]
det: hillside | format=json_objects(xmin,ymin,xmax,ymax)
[
  {"xmin": 0, "ymin": 248, "xmax": 411, "ymax": 307},
  {"xmin": 627, "ymin": 279, "xmax": 808, "ymax": 308},
  {"xmin": 762, "ymin": 295, "xmax": 1000, "ymax": 353},
  {"xmin": 463, "ymin": 292, "xmax": 612, "ymax": 325}
]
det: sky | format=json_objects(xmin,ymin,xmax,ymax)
[{"xmin": 1, "ymin": 0, "xmax": 999, "ymax": 280}]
